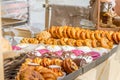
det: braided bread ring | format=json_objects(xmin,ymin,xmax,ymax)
[
  {"xmin": 71, "ymin": 28, "xmax": 76, "ymax": 39},
  {"xmin": 91, "ymin": 31, "xmax": 96, "ymax": 40},
  {"xmin": 117, "ymin": 32, "xmax": 120, "ymax": 42},
  {"xmin": 50, "ymin": 26, "xmax": 56, "ymax": 38},
  {"xmin": 76, "ymin": 40, "xmax": 83, "ymax": 46},
  {"xmin": 63, "ymin": 26, "xmax": 68, "ymax": 38},
  {"xmin": 80, "ymin": 31, "xmax": 86, "ymax": 40},
  {"xmin": 86, "ymin": 31, "xmax": 91, "ymax": 39},
  {"xmin": 113, "ymin": 32, "xmax": 119, "ymax": 44},
  {"xmin": 55, "ymin": 27, "xmax": 61, "ymax": 38},
  {"xmin": 58, "ymin": 27, "xmax": 64, "ymax": 38}
]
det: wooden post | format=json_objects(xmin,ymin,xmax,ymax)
[
  {"xmin": 0, "ymin": 1, "xmax": 5, "ymax": 79},
  {"xmin": 97, "ymin": 0, "xmax": 100, "ymax": 29},
  {"xmin": 45, "ymin": 0, "xmax": 49, "ymax": 29}
]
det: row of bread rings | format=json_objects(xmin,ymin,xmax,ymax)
[{"xmin": 48, "ymin": 26, "xmax": 120, "ymax": 44}]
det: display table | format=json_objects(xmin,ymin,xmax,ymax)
[{"xmin": 75, "ymin": 53, "xmax": 120, "ymax": 80}]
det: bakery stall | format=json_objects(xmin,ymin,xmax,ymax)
[{"xmin": 1, "ymin": 0, "xmax": 120, "ymax": 80}]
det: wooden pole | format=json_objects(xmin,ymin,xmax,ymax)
[
  {"xmin": 97, "ymin": 0, "xmax": 100, "ymax": 29},
  {"xmin": 45, "ymin": 0, "xmax": 49, "ymax": 29},
  {"xmin": 0, "ymin": 0, "xmax": 5, "ymax": 79}
]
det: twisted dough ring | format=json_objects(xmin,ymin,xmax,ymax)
[{"xmin": 63, "ymin": 58, "xmax": 78, "ymax": 73}]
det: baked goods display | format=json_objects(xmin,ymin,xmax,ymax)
[
  {"xmin": 48, "ymin": 26, "xmax": 120, "ymax": 44},
  {"xmin": 16, "ymin": 57, "xmax": 77, "ymax": 80},
  {"xmin": 15, "ymin": 26, "xmax": 119, "ymax": 80},
  {"xmin": 16, "ymin": 46, "xmax": 105, "ymax": 80},
  {"xmin": 44, "ymin": 38, "xmax": 113, "ymax": 49},
  {"xmin": 20, "ymin": 26, "xmax": 120, "ymax": 49},
  {"xmin": 16, "ymin": 42, "xmax": 108, "ymax": 79}
]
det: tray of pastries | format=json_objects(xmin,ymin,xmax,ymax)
[
  {"xmin": 9, "ymin": 26, "xmax": 119, "ymax": 80},
  {"xmin": 13, "ymin": 44, "xmax": 117, "ymax": 80}
]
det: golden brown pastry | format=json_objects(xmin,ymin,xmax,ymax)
[
  {"xmin": 33, "ymin": 57, "xmax": 42, "ymax": 65},
  {"xmin": 80, "ymin": 30, "xmax": 86, "ymax": 40},
  {"xmin": 101, "ymin": 30, "xmax": 106, "ymax": 38},
  {"xmin": 90, "ymin": 31, "xmax": 96, "ymax": 40},
  {"xmin": 99, "ymin": 38, "xmax": 112, "ymax": 49},
  {"xmin": 105, "ymin": 31, "xmax": 113, "ymax": 41},
  {"xmin": 21, "ymin": 38, "xmax": 39, "ymax": 44},
  {"xmin": 76, "ymin": 40, "xmax": 83, "ymax": 46},
  {"xmin": 60, "ymin": 38, "xmax": 68, "ymax": 45},
  {"xmin": 39, "ymin": 68, "xmax": 57, "ymax": 80},
  {"xmin": 36, "ymin": 31, "xmax": 51, "ymax": 39},
  {"xmin": 45, "ymin": 38, "xmax": 54, "ymax": 45},
  {"xmin": 41, "ymin": 58, "xmax": 52, "ymax": 67},
  {"xmin": 84, "ymin": 39, "xmax": 92, "ymax": 47},
  {"xmin": 92, "ymin": 39, "xmax": 97, "ymax": 48},
  {"xmin": 76, "ymin": 30, "xmax": 82, "ymax": 39},
  {"xmin": 50, "ymin": 26, "xmax": 57, "ymax": 38},
  {"xmin": 49, "ymin": 67, "xmax": 63, "ymax": 77},
  {"xmin": 28, "ymin": 38, "xmax": 39, "ymax": 44},
  {"xmin": 20, "ymin": 38, "xmax": 30, "ymax": 43},
  {"xmin": 112, "ymin": 32, "xmax": 119, "ymax": 44},
  {"xmin": 108, "ymin": 31, "xmax": 114, "ymax": 41},
  {"xmin": 117, "ymin": 32, "xmax": 120, "ymax": 42},
  {"xmin": 63, "ymin": 26, "xmax": 68, "ymax": 38},
  {"xmin": 34, "ymin": 66, "xmax": 44, "ymax": 72},
  {"xmin": 74, "ymin": 27, "xmax": 80, "ymax": 39},
  {"xmin": 58, "ymin": 27, "xmax": 64, "ymax": 38},
  {"xmin": 16, "ymin": 66, "xmax": 44, "ymax": 80},
  {"xmin": 67, "ymin": 39, "xmax": 76, "ymax": 46},
  {"xmin": 67, "ymin": 27, "xmax": 73, "ymax": 38},
  {"xmin": 51, "ymin": 58, "xmax": 63, "ymax": 66},
  {"xmin": 63, "ymin": 58, "xmax": 78, "ymax": 73},
  {"xmin": 55, "ymin": 27, "xmax": 61, "ymax": 38},
  {"xmin": 71, "ymin": 27, "xmax": 76, "ymax": 39},
  {"xmin": 94, "ymin": 31, "xmax": 102, "ymax": 41},
  {"xmin": 86, "ymin": 30, "xmax": 91, "ymax": 39}
]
